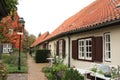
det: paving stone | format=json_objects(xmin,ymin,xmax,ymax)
[{"xmin": 7, "ymin": 73, "xmax": 27, "ymax": 80}]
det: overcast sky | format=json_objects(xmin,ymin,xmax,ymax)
[{"xmin": 17, "ymin": 0, "xmax": 95, "ymax": 37}]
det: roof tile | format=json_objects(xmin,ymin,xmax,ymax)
[
  {"xmin": 31, "ymin": 32, "xmax": 49, "ymax": 47},
  {"xmin": 35, "ymin": 0, "xmax": 120, "ymax": 45}
]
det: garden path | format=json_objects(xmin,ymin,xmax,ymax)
[{"xmin": 27, "ymin": 54, "xmax": 48, "ymax": 80}]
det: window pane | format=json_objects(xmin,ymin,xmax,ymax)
[
  {"xmin": 89, "ymin": 40, "xmax": 92, "ymax": 45},
  {"xmin": 86, "ymin": 41, "xmax": 88, "ymax": 45},
  {"xmin": 82, "ymin": 47, "xmax": 83, "ymax": 51},
  {"xmin": 86, "ymin": 47, "xmax": 88, "ymax": 51},
  {"xmin": 108, "ymin": 52, "xmax": 111, "ymax": 58},
  {"xmin": 108, "ymin": 43, "xmax": 110, "ymax": 51},
  {"xmin": 89, "ymin": 53, "xmax": 92, "ymax": 57},
  {"xmin": 82, "ymin": 53, "xmax": 84, "ymax": 57},
  {"xmin": 86, "ymin": 53, "xmax": 88, "ymax": 57},
  {"xmin": 89, "ymin": 47, "xmax": 92, "ymax": 51},
  {"xmin": 81, "ymin": 41, "xmax": 83, "ymax": 45}
]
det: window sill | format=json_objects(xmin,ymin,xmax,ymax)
[{"xmin": 77, "ymin": 59, "xmax": 93, "ymax": 62}]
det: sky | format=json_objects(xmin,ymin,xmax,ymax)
[{"xmin": 17, "ymin": 0, "xmax": 95, "ymax": 37}]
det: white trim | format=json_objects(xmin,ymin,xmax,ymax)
[{"xmin": 104, "ymin": 33, "xmax": 111, "ymax": 61}]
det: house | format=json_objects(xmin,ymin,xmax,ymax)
[
  {"xmin": 31, "ymin": 31, "xmax": 49, "ymax": 49},
  {"xmin": 31, "ymin": 0, "xmax": 120, "ymax": 69},
  {"xmin": 0, "ymin": 13, "xmax": 24, "ymax": 54}
]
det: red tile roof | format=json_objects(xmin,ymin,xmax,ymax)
[
  {"xmin": 31, "ymin": 31, "xmax": 49, "ymax": 47},
  {"xmin": 45, "ymin": 0, "xmax": 120, "ymax": 41},
  {"xmin": 33, "ymin": 0, "xmax": 120, "ymax": 46}
]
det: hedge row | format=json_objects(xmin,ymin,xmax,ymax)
[{"xmin": 35, "ymin": 50, "xmax": 50, "ymax": 63}]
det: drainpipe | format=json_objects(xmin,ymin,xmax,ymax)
[{"xmin": 67, "ymin": 35, "xmax": 71, "ymax": 67}]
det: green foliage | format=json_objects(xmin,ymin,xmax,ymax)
[
  {"xmin": 0, "ymin": 62, "xmax": 8, "ymax": 80},
  {"xmin": 98, "ymin": 70, "xmax": 104, "ymax": 75},
  {"xmin": 53, "ymin": 55, "xmax": 63, "ymax": 65},
  {"xmin": 2, "ymin": 53, "xmax": 27, "ymax": 73},
  {"xmin": 43, "ymin": 64, "xmax": 68, "ymax": 80},
  {"xmin": 91, "ymin": 67, "xmax": 97, "ymax": 73},
  {"xmin": 52, "ymin": 64, "xmax": 67, "ymax": 73},
  {"xmin": 22, "ymin": 32, "xmax": 36, "ymax": 52},
  {"xmin": 7, "ymin": 65, "xmax": 27, "ymax": 73},
  {"xmin": 0, "ymin": 26, "xmax": 8, "ymax": 43},
  {"xmin": 5, "ymin": 0, "xmax": 18, "ymax": 18},
  {"xmin": 62, "ymin": 68, "xmax": 84, "ymax": 80},
  {"xmin": 12, "ymin": 48, "xmax": 19, "ymax": 52},
  {"xmin": 42, "ymin": 67, "xmax": 57, "ymax": 80},
  {"xmin": 35, "ymin": 50, "xmax": 50, "ymax": 63}
]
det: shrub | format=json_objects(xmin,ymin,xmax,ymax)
[
  {"xmin": 43, "ymin": 64, "xmax": 68, "ymax": 80},
  {"xmin": 62, "ymin": 68, "xmax": 84, "ymax": 80},
  {"xmin": 0, "ymin": 62, "xmax": 8, "ymax": 80},
  {"xmin": 35, "ymin": 50, "xmax": 50, "ymax": 63},
  {"xmin": 53, "ymin": 55, "xmax": 63, "ymax": 65}
]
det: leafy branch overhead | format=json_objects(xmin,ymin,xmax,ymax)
[{"xmin": 5, "ymin": 0, "xmax": 18, "ymax": 17}]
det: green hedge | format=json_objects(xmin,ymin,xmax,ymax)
[{"xmin": 35, "ymin": 50, "xmax": 50, "ymax": 63}]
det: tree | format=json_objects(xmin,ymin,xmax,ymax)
[
  {"xmin": 0, "ymin": 16, "xmax": 13, "ymax": 43},
  {"xmin": 5, "ymin": 0, "xmax": 18, "ymax": 19},
  {"xmin": 22, "ymin": 31, "xmax": 36, "ymax": 52},
  {"xmin": 38, "ymin": 32, "xmax": 41, "ymax": 37}
]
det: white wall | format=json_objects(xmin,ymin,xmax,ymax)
[
  {"xmin": 48, "ymin": 25, "xmax": 120, "ymax": 69},
  {"xmin": 48, "ymin": 37, "xmax": 69, "ymax": 65},
  {"xmin": 70, "ymin": 25, "xmax": 120, "ymax": 69}
]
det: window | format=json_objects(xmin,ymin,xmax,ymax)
[
  {"xmin": 59, "ymin": 40, "xmax": 63, "ymax": 58},
  {"xmin": 56, "ymin": 39, "xmax": 66, "ymax": 58},
  {"xmin": 104, "ymin": 33, "xmax": 111, "ymax": 61},
  {"xmin": 78, "ymin": 38, "xmax": 92, "ymax": 60},
  {"xmin": 3, "ymin": 44, "xmax": 12, "ymax": 53},
  {"xmin": 72, "ymin": 36, "xmax": 103, "ymax": 62}
]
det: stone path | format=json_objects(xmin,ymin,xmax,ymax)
[
  {"xmin": 27, "ymin": 54, "xmax": 48, "ymax": 80},
  {"xmin": 7, "ymin": 73, "xmax": 28, "ymax": 80},
  {"xmin": 7, "ymin": 54, "xmax": 48, "ymax": 80}
]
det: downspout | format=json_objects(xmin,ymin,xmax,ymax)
[{"xmin": 67, "ymin": 35, "xmax": 71, "ymax": 67}]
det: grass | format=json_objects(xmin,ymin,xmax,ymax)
[
  {"xmin": 2, "ymin": 52, "xmax": 28, "ymax": 73},
  {"xmin": 7, "ymin": 65, "xmax": 27, "ymax": 73}
]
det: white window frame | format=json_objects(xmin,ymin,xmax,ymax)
[
  {"xmin": 59, "ymin": 40, "xmax": 63, "ymax": 58},
  {"xmin": 78, "ymin": 39, "xmax": 84, "ymax": 59},
  {"xmin": 104, "ymin": 33, "xmax": 111, "ymax": 61},
  {"xmin": 78, "ymin": 38, "xmax": 92, "ymax": 60},
  {"xmin": 3, "ymin": 43, "xmax": 12, "ymax": 53}
]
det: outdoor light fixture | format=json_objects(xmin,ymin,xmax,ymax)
[{"xmin": 17, "ymin": 17, "xmax": 25, "ymax": 70}]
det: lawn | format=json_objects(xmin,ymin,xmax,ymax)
[{"xmin": 2, "ymin": 52, "xmax": 28, "ymax": 73}]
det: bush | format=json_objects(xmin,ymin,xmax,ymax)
[
  {"xmin": 0, "ymin": 62, "xmax": 8, "ymax": 80},
  {"xmin": 62, "ymin": 68, "xmax": 84, "ymax": 80},
  {"xmin": 43, "ymin": 64, "xmax": 68, "ymax": 80},
  {"xmin": 35, "ymin": 50, "xmax": 50, "ymax": 63}
]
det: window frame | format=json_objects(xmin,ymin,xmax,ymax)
[
  {"xmin": 59, "ymin": 40, "xmax": 63, "ymax": 58},
  {"xmin": 78, "ymin": 38, "xmax": 92, "ymax": 60},
  {"xmin": 104, "ymin": 33, "xmax": 111, "ymax": 62},
  {"xmin": 56, "ymin": 39, "xmax": 66, "ymax": 59}
]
